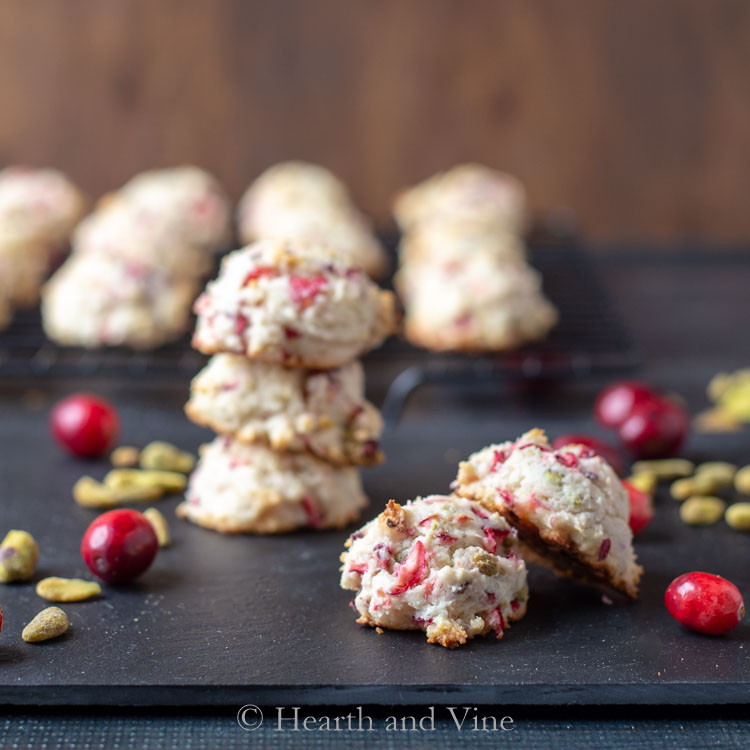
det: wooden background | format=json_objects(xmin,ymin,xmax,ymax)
[{"xmin": 0, "ymin": 0, "xmax": 749, "ymax": 243}]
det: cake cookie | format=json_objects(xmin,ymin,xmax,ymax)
[
  {"xmin": 393, "ymin": 163, "xmax": 528, "ymax": 234},
  {"xmin": 240, "ymin": 201, "xmax": 388, "ymax": 279},
  {"xmin": 237, "ymin": 162, "xmax": 350, "ymax": 236},
  {"xmin": 398, "ymin": 254, "xmax": 557, "ymax": 351},
  {"xmin": 453, "ymin": 429, "xmax": 642, "ymax": 599},
  {"xmin": 0, "ymin": 235, "xmax": 51, "ymax": 307},
  {"xmin": 73, "ymin": 201, "xmax": 214, "ymax": 278},
  {"xmin": 398, "ymin": 217, "xmax": 526, "ymax": 267},
  {"xmin": 340, "ymin": 495, "xmax": 528, "ymax": 648},
  {"xmin": 192, "ymin": 240, "xmax": 398, "ymax": 368},
  {"xmin": 115, "ymin": 165, "xmax": 231, "ymax": 250},
  {"xmin": 41, "ymin": 253, "xmax": 198, "ymax": 349},
  {"xmin": 186, "ymin": 355, "xmax": 383, "ymax": 466},
  {"xmin": 238, "ymin": 162, "xmax": 388, "ymax": 278},
  {"xmin": 178, "ymin": 436, "xmax": 368, "ymax": 533},
  {"xmin": 0, "ymin": 166, "xmax": 85, "ymax": 247}
]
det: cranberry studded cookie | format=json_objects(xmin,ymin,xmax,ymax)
[
  {"xmin": 453, "ymin": 429, "xmax": 642, "ymax": 599},
  {"xmin": 41, "ymin": 253, "xmax": 198, "ymax": 349},
  {"xmin": 115, "ymin": 166, "xmax": 231, "ymax": 250},
  {"xmin": 398, "ymin": 254, "xmax": 557, "ymax": 352},
  {"xmin": 237, "ymin": 161, "xmax": 389, "ymax": 279},
  {"xmin": 178, "ymin": 436, "xmax": 367, "ymax": 533},
  {"xmin": 192, "ymin": 240, "xmax": 398, "ymax": 368},
  {"xmin": 185, "ymin": 355, "xmax": 383, "ymax": 466},
  {"xmin": 398, "ymin": 217, "xmax": 526, "ymax": 268},
  {"xmin": 73, "ymin": 201, "xmax": 214, "ymax": 278},
  {"xmin": 393, "ymin": 163, "xmax": 528, "ymax": 235},
  {"xmin": 0, "ymin": 235, "xmax": 51, "ymax": 307},
  {"xmin": 340, "ymin": 495, "xmax": 528, "ymax": 648},
  {"xmin": 0, "ymin": 166, "xmax": 85, "ymax": 248}
]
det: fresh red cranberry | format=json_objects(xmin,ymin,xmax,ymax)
[
  {"xmin": 490, "ymin": 449, "xmax": 508, "ymax": 471},
  {"xmin": 50, "ymin": 394, "xmax": 121, "ymax": 459},
  {"xmin": 555, "ymin": 452, "xmax": 579, "ymax": 469},
  {"xmin": 665, "ymin": 572, "xmax": 745, "ymax": 635},
  {"xmin": 483, "ymin": 527, "xmax": 510, "ymax": 554},
  {"xmin": 390, "ymin": 540, "xmax": 427, "ymax": 595},
  {"xmin": 594, "ymin": 381, "xmax": 658, "ymax": 429},
  {"xmin": 618, "ymin": 397, "xmax": 689, "ymax": 459},
  {"xmin": 242, "ymin": 266, "xmax": 276, "ymax": 286},
  {"xmin": 487, "ymin": 607, "xmax": 506, "ymax": 638},
  {"xmin": 621, "ymin": 480, "xmax": 654, "ymax": 535},
  {"xmin": 301, "ymin": 496, "xmax": 321, "ymax": 528},
  {"xmin": 289, "ymin": 275, "xmax": 327, "ymax": 309},
  {"xmin": 81, "ymin": 509, "xmax": 158, "ymax": 584},
  {"xmin": 552, "ymin": 434, "xmax": 623, "ymax": 475}
]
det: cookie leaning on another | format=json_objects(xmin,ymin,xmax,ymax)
[{"xmin": 453, "ymin": 429, "xmax": 642, "ymax": 599}]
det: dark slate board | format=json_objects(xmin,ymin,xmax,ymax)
[{"xmin": 0, "ymin": 373, "xmax": 748, "ymax": 708}]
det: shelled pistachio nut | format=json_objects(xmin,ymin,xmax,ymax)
[
  {"xmin": 139, "ymin": 442, "xmax": 195, "ymax": 474},
  {"xmin": 73, "ymin": 476, "xmax": 118, "ymax": 509},
  {"xmin": 694, "ymin": 462, "xmax": 737, "ymax": 487},
  {"xmin": 734, "ymin": 466, "xmax": 750, "ymax": 496},
  {"xmin": 22, "ymin": 606, "xmax": 69, "ymax": 642},
  {"xmin": 144, "ymin": 508, "xmax": 171, "ymax": 547},
  {"xmin": 679, "ymin": 496, "xmax": 726, "ymax": 526},
  {"xmin": 110, "ymin": 446, "xmax": 140, "ymax": 468},
  {"xmin": 36, "ymin": 577, "xmax": 101, "ymax": 602},
  {"xmin": 725, "ymin": 502, "xmax": 750, "ymax": 531},
  {"xmin": 670, "ymin": 474, "xmax": 723, "ymax": 501},
  {"xmin": 104, "ymin": 469, "xmax": 186, "ymax": 495},
  {"xmin": 625, "ymin": 472, "xmax": 657, "ymax": 495},
  {"xmin": 631, "ymin": 459, "xmax": 694, "ymax": 480},
  {"xmin": 0, "ymin": 530, "xmax": 39, "ymax": 583}
]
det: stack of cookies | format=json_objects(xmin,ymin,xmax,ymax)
[
  {"xmin": 393, "ymin": 163, "xmax": 558, "ymax": 352},
  {"xmin": 0, "ymin": 166, "xmax": 85, "ymax": 330},
  {"xmin": 178, "ymin": 238, "xmax": 398, "ymax": 534},
  {"xmin": 237, "ymin": 161, "xmax": 390, "ymax": 280},
  {"xmin": 41, "ymin": 166, "xmax": 231, "ymax": 349}
]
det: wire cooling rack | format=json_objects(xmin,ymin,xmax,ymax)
[
  {"xmin": 0, "ymin": 235, "xmax": 637, "ymax": 396},
  {"xmin": 377, "ymin": 237, "xmax": 639, "ymax": 421},
  {"xmin": 0, "ymin": 312, "xmax": 206, "ymax": 378}
]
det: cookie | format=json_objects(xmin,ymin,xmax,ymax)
[
  {"xmin": 453, "ymin": 429, "xmax": 642, "ymax": 599},
  {"xmin": 238, "ymin": 162, "xmax": 388, "ymax": 278},
  {"xmin": 177, "ymin": 436, "xmax": 368, "ymax": 533},
  {"xmin": 0, "ymin": 235, "xmax": 51, "ymax": 307},
  {"xmin": 237, "ymin": 162, "xmax": 350, "ymax": 234},
  {"xmin": 340, "ymin": 495, "xmax": 528, "ymax": 648},
  {"xmin": 192, "ymin": 240, "xmax": 398, "ymax": 368},
  {"xmin": 186, "ymin": 355, "xmax": 383, "ymax": 466},
  {"xmin": 41, "ymin": 253, "xmax": 198, "ymax": 349},
  {"xmin": 0, "ymin": 166, "xmax": 85, "ymax": 247},
  {"xmin": 115, "ymin": 166, "xmax": 231, "ymax": 250},
  {"xmin": 73, "ymin": 201, "xmax": 214, "ymax": 278},
  {"xmin": 398, "ymin": 254, "xmax": 557, "ymax": 351},
  {"xmin": 393, "ymin": 163, "xmax": 528, "ymax": 234},
  {"xmin": 241, "ymin": 201, "xmax": 388, "ymax": 279},
  {"xmin": 398, "ymin": 217, "xmax": 526, "ymax": 267}
]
